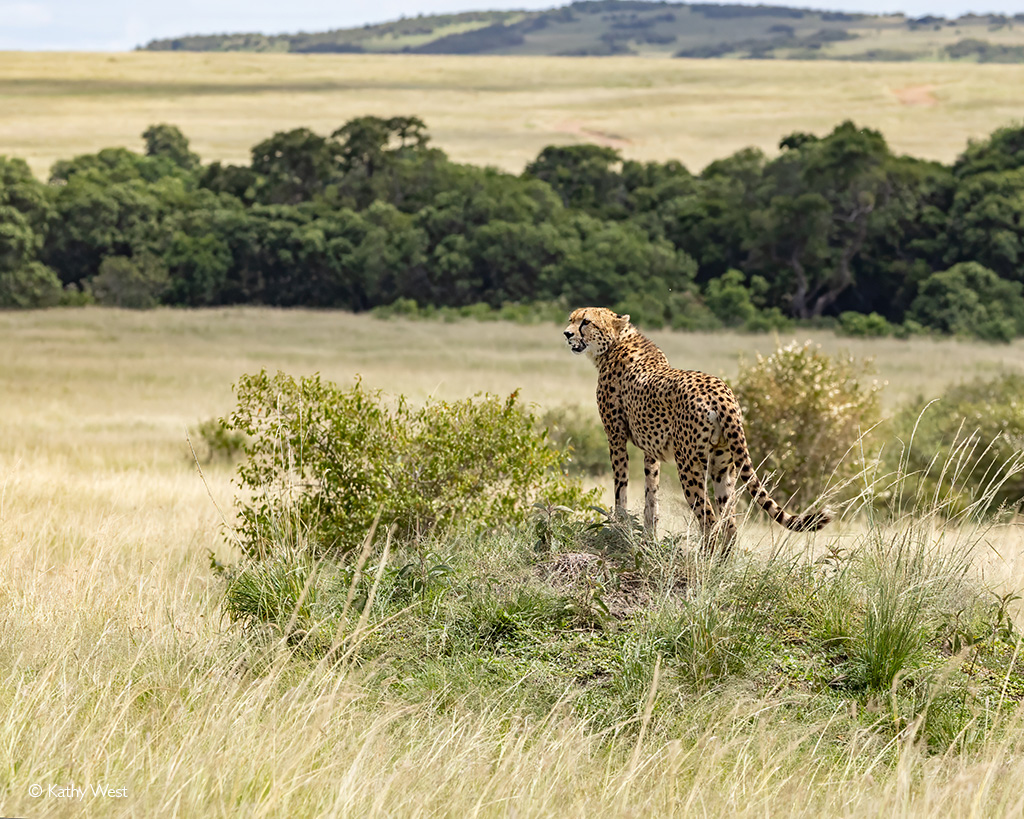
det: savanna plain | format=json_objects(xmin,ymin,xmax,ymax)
[
  {"xmin": 2, "ymin": 306, "xmax": 1024, "ymax": 817},
  {"xmin": 3, "ymin": 51, "xmax": 1024, "ymax": 178}
]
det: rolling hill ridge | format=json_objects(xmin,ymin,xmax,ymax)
[{"xmin": 141, "ymin": 1, "xmax": 1024, "ymax": 62}]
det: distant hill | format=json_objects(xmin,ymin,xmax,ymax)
[{"xmin": 141, "ymin": 1, "xmax": 1024, "ymax": 62}]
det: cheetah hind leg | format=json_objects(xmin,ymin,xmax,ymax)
[
  {"xmin": 709, "ymin": 449, "xmax": 739, "ymax": 554},
  {"xmin": 676, "ymin": 452, "xmax": 728, "ymax": 558}
]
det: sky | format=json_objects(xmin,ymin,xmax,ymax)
[{"xmin": 1, "ymin": 0, "xmax": 1022, "ymax": 51}]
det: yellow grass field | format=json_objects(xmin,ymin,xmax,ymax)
[
  {"xmin": 2, "ymin": 307, "xmax": 1024, "ymax": 816},
  {"xmin": 2, "ymin": 51, "xmax": 1024, "ymax": 179}
]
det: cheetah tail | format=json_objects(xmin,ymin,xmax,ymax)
[{"xmin": 738, "ymin": 456, "xmax": 832, "ymax": 533}]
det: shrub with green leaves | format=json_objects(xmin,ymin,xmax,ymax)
[
  {"xmin": 225, "ymin": 371, "xmax": 598, "ymax": 557},
  {"xmin": 0, "ymin": 261, "xmax": 62, "ymax": 308},
  {"xmin": 704, "ymin": 269, "xmax": 758, "ymax": 328},
  {"xmin": 742, "ymin": 306, "xmax": 793, "ymax": 333},
  {"xmin": 733, "ymin": 341, "xmax": 884, "ymax": 505},
  {"xmin": 889, "ymin": 373, "xmax": 1024, "ymax": 517},
  {"xmin": 700, "ymin": 270, "xmax": 793, "ymax": 333},
  {"xmin": 908, "ymin": 262, "xmax": 1024, "ymax": 342},
  {"xmin": 192, "ymin": 417, "xmax": 246, "ymax": 463},
  {"xmin": 91, "ymin": 254, "xmax": 169, "ymax": 309},
  {"xmin": 838, "ymin": 311, "xmax": 893, "ymax": 338}
]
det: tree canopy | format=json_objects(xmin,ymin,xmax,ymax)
[{"xmin": 3, "ymin": 117, "xmax": 1024, "ymax": 340}]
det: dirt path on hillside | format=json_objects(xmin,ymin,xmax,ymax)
[
  {"xmin": 891, "ymin": 85, "xmax": 938, "ymax": 107},
  {"xmin": 553, "ymin": 119, "xmax": 633, "ymax": 148}
]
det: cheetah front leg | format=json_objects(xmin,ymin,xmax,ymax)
[
  {"xmin": 643, "ymin": 452, "xmax": 660, "ymax": 535},
  {"xmin": 608, "ymin": 432, "xmax": 629, "ymax": 517}
]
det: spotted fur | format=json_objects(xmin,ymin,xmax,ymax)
[{"xmin": 563, "ymin": 307, "xmax": 831, "ymax": 552}]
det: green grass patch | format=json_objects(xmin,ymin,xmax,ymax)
[{"xmin": 221, "ymin": 496, "xmax": 1024, "ymax": 757}]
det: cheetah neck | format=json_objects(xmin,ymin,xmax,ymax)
[{"xmin": 594, "ymin": 327, "xmax": 666, "ymax": 373}]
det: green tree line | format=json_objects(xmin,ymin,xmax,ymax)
[{"xmin": 3, "ymin": 116, "xmax": 1024, "ymax": 340}]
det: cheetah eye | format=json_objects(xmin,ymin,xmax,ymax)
[{"xmin": 579, "ymin": 318, "xmax": 590, "ymax": 328}]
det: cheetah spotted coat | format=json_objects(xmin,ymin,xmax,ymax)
[{"xmin": 563, "ymin": 307, "xmax": 830, "ymax": 551}]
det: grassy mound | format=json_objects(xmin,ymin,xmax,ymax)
[{"xmin": 221, "ymin": 500, "xmax": 1024, "ymax": 757}]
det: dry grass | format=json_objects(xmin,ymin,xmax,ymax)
[
  {"xmin": 3, "ymin": 306, "xmax": 1022, "ymax": 410},
  {"xmin": 2, "ymin": 306, "xmax": 1024, "ymax": 816},
  {"xmin": 2, "ymin": 52, "xmax": 1024, "ymax": 179}
]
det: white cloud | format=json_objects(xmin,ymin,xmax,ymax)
[{"xmin": 0, "ymin": 1, "xmax": 54, "ymax": 26}]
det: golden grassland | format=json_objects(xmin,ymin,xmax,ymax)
[
  {"xmin": 3, "ymin": 307, "xmax": 1024, "ymax": 816},
  {"xmin": 2, "ymin": 51, "xmax": 1024, "ymax": 179}
]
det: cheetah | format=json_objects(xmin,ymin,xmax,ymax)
[{"xmin": 563, "ymin": 307, "xmax": 831, "ymax": 552}]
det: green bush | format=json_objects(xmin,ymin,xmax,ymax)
[
  {"xmin": 370, "ymin": 297, "xmax": 421, "ymax": 319},
  {"xmin": 892, "ymin": 319, "xmax": 927, "ymax": 339},
  {"xmin": 225, "ymin": 372, "xmax": 599, "ymax": 557},
  {"xmin": 908, "ymin": 262, "xmax": 1024, "ymax": 342},
  {"xmin": 0, "ymin": 262, "xmax": 62, "ymax": 308},
  {"xmin": 742, "ymin": 306, "xmax": 793, "ymax": 333},
  {"xmin": 703, "ymin": 271, "xmax": 796, "ymax": 332},
  {"xmin": 469, "ymin": 585, "xmax": 579, "ymax": 645},
  {"xmin": 838, "ymin": 311, "xmax": 893, "ymax": 338},
  {"xmin": 192, "ymin": 417, "xmax": 246, "ymax": 463},
  {"xmin": 733, "ymin": 341, "xmax": 884, "ymax": 505},
  {"xmin": 703, "ymin": 268, "xmax": 791, "ymax": 331},
  {"xmin": 844, "ymin": 532, "xmax": 951, "ymax": 692},
  {"xmin": 704, "ymin": 269, "xmax": 757, "ymax": 327},
  {"xmin": 59, "ymin": 282, "xmax": 95, "ymax": 306},
  {"xmin": 91, "ymin": 255, "xmax": 169, "ymax": 309},
  {"xmin": 889, "ymin": 374, "xmax": 1024, "ymax": 517}
]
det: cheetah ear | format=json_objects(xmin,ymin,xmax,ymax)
[{"xmin": 615, "ymin": 313, "xmax": 630, "ymax": 328}]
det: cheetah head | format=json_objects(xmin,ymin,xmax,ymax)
[{"xmin": 563, "ymin": 307, "xmax": 631, "ymax": 361}]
